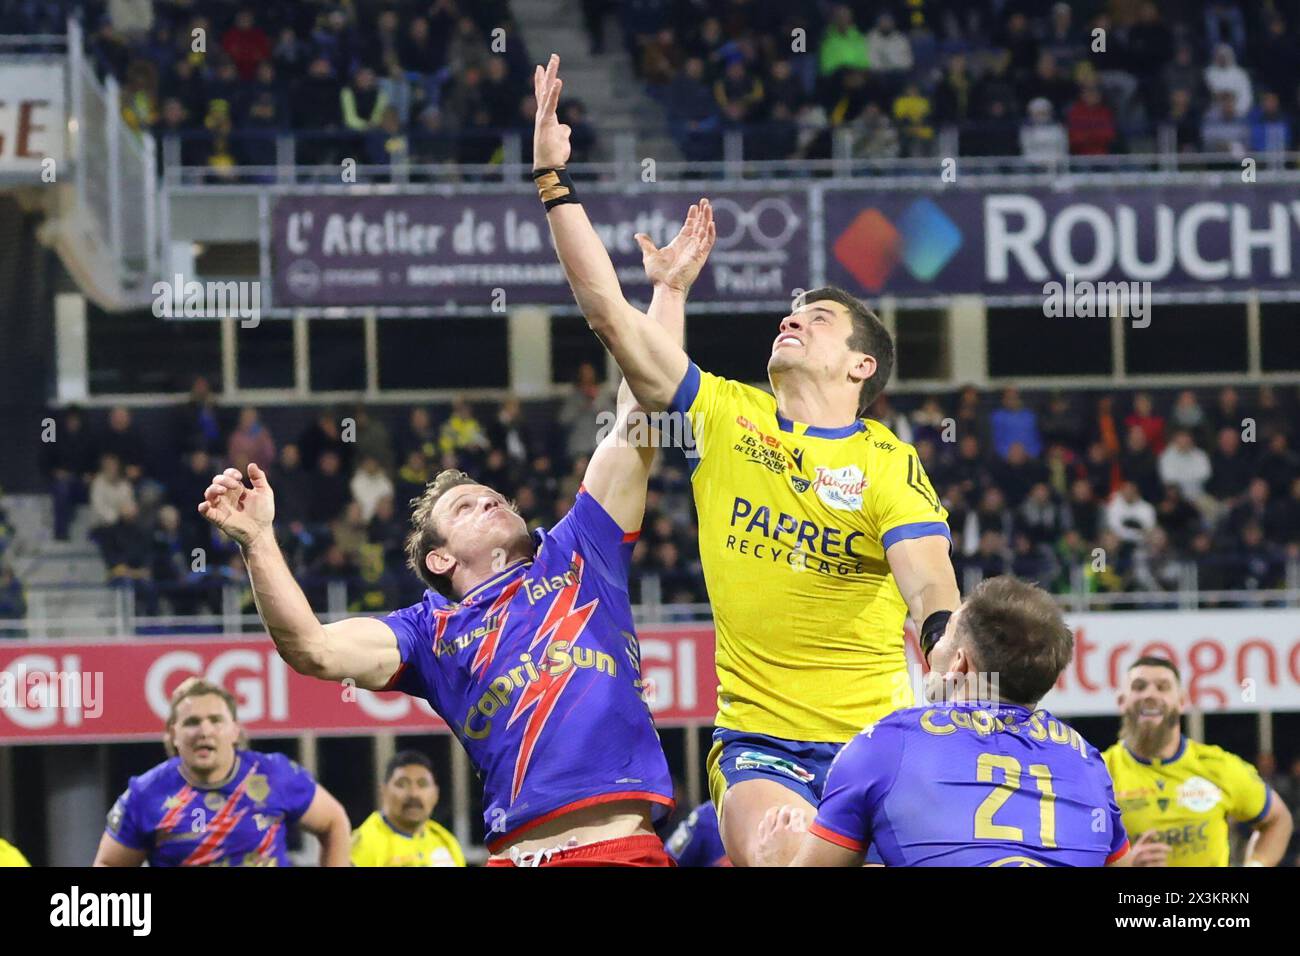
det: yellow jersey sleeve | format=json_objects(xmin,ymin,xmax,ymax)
[
  {"xmin": 864, "ymin": 435, "xmax": 948, "ymax": 549},
  {"xmin": 0, "ymin": 839, "xmax": 30, "ymax": 867},
  {"xmin": 1209, "ymin": 748, "xmax": 1271, "ymax": 824}
]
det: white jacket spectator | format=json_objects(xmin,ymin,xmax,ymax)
[
  {"xmin": 350, "ymin": 457, "xmax": 395, "ymax": 522},
  {"xmin": 1106, "ymin": 482, "xmax": 1157, "ymax": 543},
  {"xmin": 866, "ymin": 15, "xmax": 913, "ymax": 72},
  {"xmin": 89, "ymin": 455, "xmax": 136, "ymax": 528},
  {"xmin": 1020, "ymin": 98, "xmax": 1068, "ymax": 162},
  {"xmin": 1204, "ymin": 43, "xmax": 1252, "ymax": 116},
  {"xmin": 1158, "ymin": 431, "xmax": 1212, "ymax": 500}
]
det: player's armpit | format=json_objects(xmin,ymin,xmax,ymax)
[
  {"xmin": 318, "ymin": 617, "xmax": 403, "ymax": 690},
  {"xmin": 92, "ymin": 831, "xmax": 147, "ymax": 867}
]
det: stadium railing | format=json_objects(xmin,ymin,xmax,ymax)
[
  {"xmin": 5, "ymin": 566, "xmax": 1300, "ymax": 640},
  {"xmin": 158, "ymin": 126, "xmax": 1300, "ymax": 187}
]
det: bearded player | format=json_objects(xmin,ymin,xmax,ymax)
[
  {"xmin": 197, "ymin": 204, "xmax": 716, "ymax": 866},
  {"xmin": 532, "ymin": 53, "xmax": 960, "ymax": 865},
  {"xmin": 1103, "ymin": 657, "xmax": 1292, "ymax": 866}
]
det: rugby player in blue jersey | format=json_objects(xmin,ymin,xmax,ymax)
[
  {"xmin": 94, "ymin": 677, "xmax": 351, "ymax": 867},
  {"xmin": 761, "ymin": 577, "xmax": 1141, "ymax": 867},
  {"xmin": 198, "ymin": 204, "xmax": 716, "ymax": 866}
]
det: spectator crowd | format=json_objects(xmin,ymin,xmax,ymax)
[
  {"xmin": 625, "ymin": 0, "xmax": 1296, "ymax": 162},
  {"xmin": 17, "ymin": 374, "xmax": 1300, "ymax": 628},
  {"xmin": 8, "ymin": 1, "xmax": 1295, "ymax": 172}
]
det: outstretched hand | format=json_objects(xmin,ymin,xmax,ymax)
[
  {"xmin": 532, "ymin": 53, "xmax": 571, "ymax": 170},
  {"xmin": 637, "ymin": 198, "xmax": 717, "ymax": 294},
  {"xmin": 197, "ymin": 463, "xmax": 276, "ymax": 548}
]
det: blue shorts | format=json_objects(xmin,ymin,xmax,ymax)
[
  {"xmin": 708, "ymin": 729, "xmax": 883, "ymax": 863},
  {"xmin": 707, "ymin": 729, "xmax": 843, "ymax": 809}
]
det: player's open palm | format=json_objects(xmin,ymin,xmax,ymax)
[
  {"xmin": 532, "ymin": 54, "xmax": 570, "ymax": 169},
  {"xmin": 198, "ymin": 464, "xmax": 275, "ymax": 548},
  {"xmin": 637, "ymin": 198, "xmax": 717, "ymax": 294}
]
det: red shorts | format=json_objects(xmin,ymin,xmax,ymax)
[{"xmin": 487, "ymin": 834, "xmax": 675, "ymax": 868}]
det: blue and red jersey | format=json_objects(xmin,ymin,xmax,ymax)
[
  {"xmin": 105, "ymin": 749, "xmax": 317, "ymax": 867},
  {"xmin": 812, "ymin": 701, "xmax": 1130, "ymax": 866},
  {"xmin": 382, "ymin": 490, "xmax": 674, "ymax": 850}
]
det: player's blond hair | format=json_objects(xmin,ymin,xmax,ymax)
[{"xmin": 163, "ymin": 677, "xmax": 248, "ymax": 757}]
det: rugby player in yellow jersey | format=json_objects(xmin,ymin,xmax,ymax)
[
  {"xmin": 352, "ymin": 750, "xmax": 466, "ymax": 867},
  {"xmin": 1103, "ymin": 656, "xmax": 1293, "ymax": 866},
  {"xmin": 532, "ymin": 54, "xmax": 960, "ymax": 865}
]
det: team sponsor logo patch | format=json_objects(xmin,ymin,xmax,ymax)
[
  {"xmin": 245, "ymin": 773, "xmax": 270, "ymax": 804},
  {"xmin": 812, "ymin": 464, "xmax": 868, "ymax": 511},
  {"xmin": 1176, "ymin": 776, "xmax": 1222, "ymax": 813},
  {"xmin": 791, "ymin": 475, "xmax": 810, "ymax": 493},
  {"xmin": 734, "ymin": 751, "xmax": 815, "ymax": 783}
]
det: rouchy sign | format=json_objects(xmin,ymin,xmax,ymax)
[
  {"xmin": 269, "ymin": 190, "xmax": 809, "ymax": 311},
  {"xmin": 0, "ymin": 627, "xmax": 715, "ymax": 744},
  {"xmin": 823, "ymin": 183, "xmax": 1300, "ymax": 299}
]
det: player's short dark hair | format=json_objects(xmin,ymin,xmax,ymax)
[
  {"xmin": 799, "ymin": 286, "xmax": 894, "ymax": 417},
  {"xmin": 1128, "ymin": 655, "xmax": 1181, "ymax": 683},
  {"xmin": 404, "ymin": 469, "xmax": 480, "ymax": 598},
  {"xmin": 954, "ymin": 576, "xmax": 1074, "ymax": 707},
  {"xmin": 385, "ymin": 749, "xmax": 435, "ymax": 784}
]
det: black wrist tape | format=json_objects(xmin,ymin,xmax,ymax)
[
  {"xmin": 533, "ymin": 166, "xmax": 579, "ymax": 210},
  {"xmin": 920, "ymin": 610, "xmax": 953, "ymax": 661}
]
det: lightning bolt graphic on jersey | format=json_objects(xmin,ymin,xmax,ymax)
[
  {"xmin": 181, "ymin": 762, "xmax": 258, "ymax": 866},
  {"xmin": 505, "ymin": 553, "xmax": 598, "ymax": 802},
  {"xmin": 470, "ymin": 578, "xmax": 525, "ymax": 677},
  {"xmin": 158, "ymin": 784, "xmax": 196, "ymax": 831}
]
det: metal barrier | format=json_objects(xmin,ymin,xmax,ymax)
[{"xmin": 7, "ymin": 574, "xmax": 1300, "ymax": 640}]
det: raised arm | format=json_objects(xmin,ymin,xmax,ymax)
[
  {"xmin": 198, "ymin": 464, "xmax": 401, "ymax": 690},
  {"xmin": 580, "ymin": 204, "xmax": 715, "ymax": 530},
  {"xmin": 533, "ymin": 53, "xmax": 704, "ymax": 412}
]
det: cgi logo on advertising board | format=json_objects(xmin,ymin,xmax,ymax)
[{"xmin": 832, "ymin": 198, "xmax": 964, "ymax": 292}]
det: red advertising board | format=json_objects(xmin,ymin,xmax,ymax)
[{"xmin": 0, "ymin": 626, "xmax": 717, "ymax": 744}]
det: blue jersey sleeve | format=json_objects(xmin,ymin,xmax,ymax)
[
  {"xmin": 263, "ymin": 751, "xmax": 319, "ymax": 822},
  {"xmin": 811, "ymin": 721, "xmax": 905, "ymax": 853},
  {"xmin": 550, "ymin": 488, "xmax": 638, "ymax": 591},
  {"xmin": 381, "ymin": 601, "xmax": 433, "ymax": 697},
  {"xmin": 105, "ymin": 779, "xmax": 150, "ymax": 850},
  {"xmin": 1104, "ymin": 778, "xmax": 1129, "ymax": 863}
]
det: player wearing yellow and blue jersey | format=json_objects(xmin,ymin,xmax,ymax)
[
  {"xmin": 1103, "ymin": 657, "xmax": 1293, "ymax": 867},
  {"xmin": 351, "ymin": 750, "xmax": 466, "ymax": 867},
  {"xmin": 534, "ymin": 54, "xmax": 960, "ymax": 866}
]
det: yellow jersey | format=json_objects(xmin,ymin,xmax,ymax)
[
  {"xmin": 1102, "ymin": 737, "xmax": 1272, "ymax": 867},
  {"xmin": 670, "ymin": 363, "xmax": 949, "ymax": 742},
  {"xmin": 0, "ymin": 838, "xmax": 30, "ymax": 867},
  {"xmin": 351, "ymin": 812, "xmax": 467, "ymax": 867}
]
